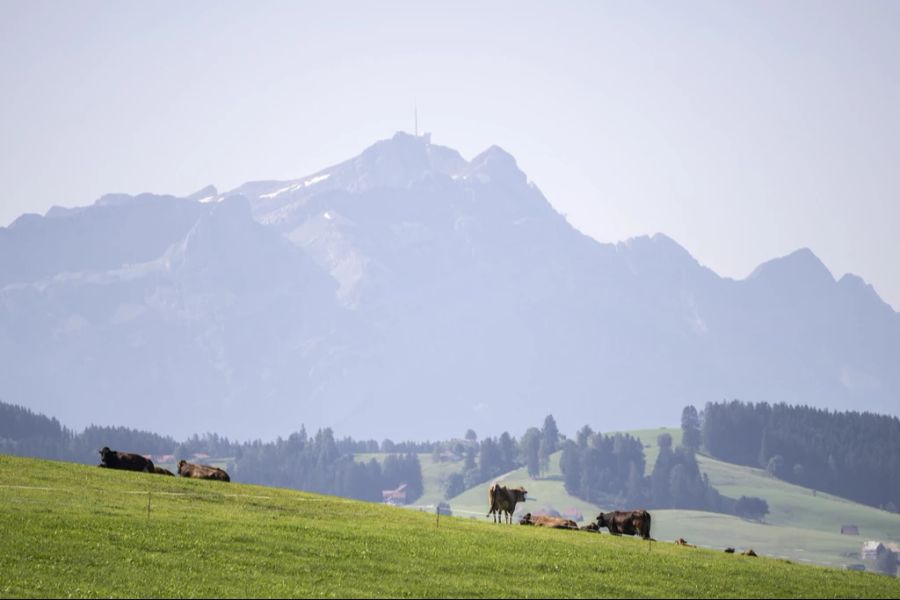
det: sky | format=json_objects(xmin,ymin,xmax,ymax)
[{"xmin": 1, "ymin": 0, "xmax": 899, "ymax": 308}]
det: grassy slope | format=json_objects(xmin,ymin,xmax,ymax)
[
  {"xmin": 2, "ymin": 455, "xmax": 899, "ymax": 599},
  {"xmin": 446, "ymin": 429, "xmax": 900, "ymax": 568}
]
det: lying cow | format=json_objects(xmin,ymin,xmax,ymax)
[
  {"xmin": 98, "ymin": 447, "xmax": 154, "ymax": 473},
  {"xmin": 580, "ymin": 521, "xmax": 601, "ymax": 533},
  {"xmin": 153, "ymin": 466, "xmax": 175, "ymax": 476},
  {"xmin": 487, "ymin": 483, "xmax": 527, "ymax": 524},
  {"xmin": 674, "ymin": 537, "xmax": 696, "ymax": 548},
  {"xmin": 519, "ymin": 513, "xmax": 579, "ymax": 530},
  {"xmin": 596, "ymin": 509, "xmax": 652, "ymax": 539},
  {"xmin": 178, "ymin": 460, "xmax": 230, "ymax": 482}
]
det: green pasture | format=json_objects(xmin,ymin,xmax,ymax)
[
  {"xmin": 443, "ymin": 429, "xmax": 900, "ymax": 569},
  {"xmin": 2, "ymin": 454, "xmax": 899, "ymax": 598}
]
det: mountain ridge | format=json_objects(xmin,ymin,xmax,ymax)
[{"xmin": 1, "ymin": 132, "xmax": 897, "ymax": 440}]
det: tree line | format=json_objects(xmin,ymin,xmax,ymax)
[
  {"xmin": 11, "ymin": 397, "xmax": 897, "ymax": 515},
  {"xmin": 699, "ymin": 400, "xmax": 900, "ymax": 511},
  {"xmin": 437, "ymin": 415, "xmax": 562, "ymax": 498},
  {"xmin": 558, "ymin": 427, "xmax": 735, "ymax": 514},
  {"xmin": 0, "ymin": 401, "xmax": 423, "ymax": 504}
]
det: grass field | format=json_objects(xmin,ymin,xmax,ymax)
[{"xmin": 2, "ymin": 455, "xmax": 900, "ymax": 598}]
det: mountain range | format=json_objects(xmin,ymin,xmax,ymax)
[{"xmin": 2, "ymin": 132, "xmax": 898, "ymax": 440}]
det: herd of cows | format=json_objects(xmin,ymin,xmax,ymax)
[
  {"xmin": 487, "ymin": 483, "xmax": 758, "ymax": 556},
  {"xmin": 96, "ymin": 447, "xmax": 756, "ymax": 556},
  {"xmin": 486, "ymin": 483, "xmax": 650, "ymax": 537},
  {"xmin": 97, "ymin": 447, "xmax": 230, "ymax": 481}
]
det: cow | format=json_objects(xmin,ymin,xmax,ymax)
[
  {"xmin": 580, "ymin": 521, "xmax": 601, "ymax": 533},
  {"xmin": 724, "ymin": 547, "xmax": 736, "ymax": 554},
  {"xmin": 98, "ymin": 447, "xmax": 154, "ymax": 473},
  {"xmin": 487, "ymin": 483, "xmax": 527, "ymax": 524},
  {"xmin": 741, "ymin": 549, "xmax": 758, "ymax": 557},
  {"xmin": 595, "ymin": 510, "xmax": 652, "ymax": 539},
  {"xmin": 153, "ymin": 466, "xmax": 175, "ymax": 476},
  {"xmin": 674, "ymin": 537, "xmax": 696, "ymax": 547},
  {"xmin": 519, "ymin": 513, "xmax": 579, "ymax": 529},
  {"xmin": 177, "ymin": 460, "xmax": 230, "ymax": 482}
]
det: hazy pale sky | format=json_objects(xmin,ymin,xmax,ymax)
[{"xmin": 2, "ymin": 1, "xmax": 899, "ymax": 308}]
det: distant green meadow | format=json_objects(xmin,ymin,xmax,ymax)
[
  {"xmin": 440, "ymin": 428, "xmax": 900, "ymax": 569},
  {"xmin": 2, "ymin": 455, "xmax": 899, "ymax": 598}
]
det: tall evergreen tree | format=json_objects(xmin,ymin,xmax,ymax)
[
  {"xmin": 542, "ymin": 414, "xmax": 560, "ymax": 454},
  {"xmin": 681, "ymin": 405, "xmax": 701, "ymax": 451},
  {"xmin": 651, "ymin": 434, "xmax": 674, "ymax": 507},
  {"xmin": 521, "ymin": 428, "xmax": 542, "ymax": 479}
]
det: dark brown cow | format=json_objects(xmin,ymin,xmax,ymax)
[
  {"xmin": 153, "ymin": 466, "xmax": 175, "ymax": 476},
  {"xmin": 98, "ymin": 447, "xmax": 154, "ymax": 473},
  {"xmin": 519, "ymin": 513, "xmax": 579, "ymax": 530},
  {"xmin": 178, "ymin": 460, "xmax": 230, "ymax": 482},
  {"xmin": 487, "ymin": 483, "xmax": 527, "ymax": 524},
  {"xmin": 596, "ymin": 510, "xmax": 652, "ymax": 539},
  {"xmin": 724, "ymin": 547, "xmax": 736, "ymax": 554},
  {"xmin": 580, "ymin": 521, "xmax": 601, "ymax": 533}
]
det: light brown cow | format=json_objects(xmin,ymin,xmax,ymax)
[
  {"xmin": 177, "ymin": 460, "xmax": 230, "ymax": 482},
  {"xmin": 487, "ymin": 483, "xmax": 527, "ymax": 524},
  {"xmin": 519, "ymin": 513, "xmax": 579, "ymax": 530}
]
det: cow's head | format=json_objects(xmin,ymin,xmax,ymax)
[
  {"xmin": 512, "ymin": 487, "xmax": 527, "ymax": 502},
  {"xmin": 596, "ymin": 513, "xmax": 608, "ymax": 527},
  {"xmin": 98, "ymin": 447, "xmax": 112, "ymax": 460},
  {"xmin": 177, "ymin": 460, "xmax": 187, "ymax": 470}
]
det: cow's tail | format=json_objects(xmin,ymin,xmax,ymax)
[{"xmin": 486, "ymin": 483, "xmax": 496, "ymax": 517}]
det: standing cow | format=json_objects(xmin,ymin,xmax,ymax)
[
  {"xmin": 487, "ymin": 483, "xmax": 527, "ymax": 524},
  {"xmin": 178, "ymin": 460, "xmax": 230, "ymax": 482},
  {"xmin": 595, "ymin": 509, "xmax": 652, "ymax": 539},
  {"xmin": 98, "ymin": 447, "xmax": 154, "ymax": 473}
]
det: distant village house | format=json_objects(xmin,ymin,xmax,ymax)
[
  {"xmin": 861, "ymin": 541, "xmax": 886, "ymax": 560},
  {"xmin": 382, "ymin": 483, "xmax": 407, "ymax": 506}
]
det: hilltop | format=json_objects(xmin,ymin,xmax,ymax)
[{"xmin": 2, "ymin": 454, "xmax": 899, "ymax": 598}]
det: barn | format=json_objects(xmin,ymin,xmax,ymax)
[
  {"xmin": 861, "ymin": 541, "xmax": 886, "ymax": 560},
  {"xmin": 382, "ymin": 483, "xmax": 407, "ymax": 506}
]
